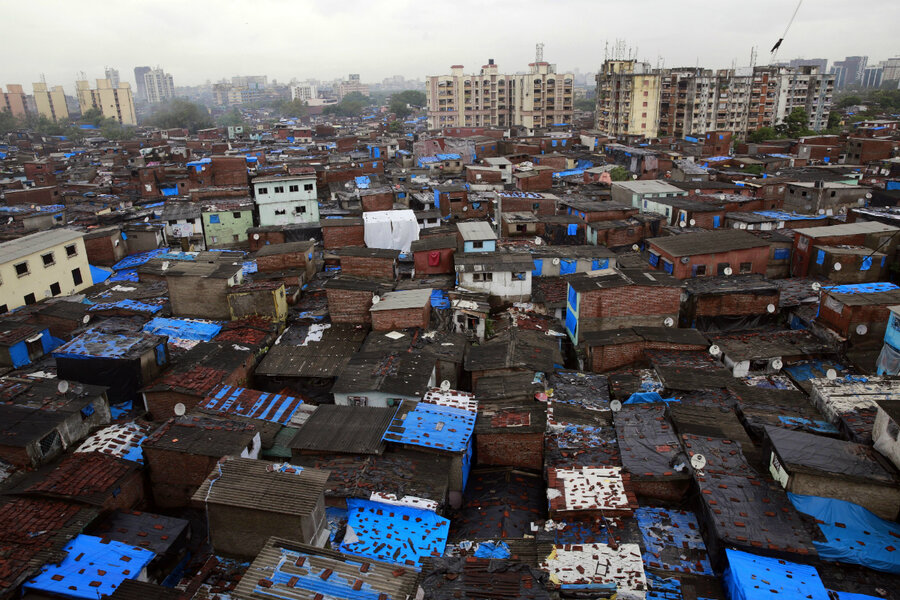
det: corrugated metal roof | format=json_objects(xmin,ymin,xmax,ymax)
[
  {"xmin": 193, "ymin": 457, "xmax": 329, "ymax": 516},
  {"xmin": 371, "ymin": 289, "xmax": 432, "ymax": 312},
  {"xmin": 231, "ymin": 537, "xmax": 419, "ymax": 600},
  {"xmin": 290, "ymin": 405, "xmax": 396, "ymax": 455}
]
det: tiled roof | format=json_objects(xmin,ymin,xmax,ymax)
[{"xmin": 25, "ymin": 453, "xmax": 139, "ymax": 506}]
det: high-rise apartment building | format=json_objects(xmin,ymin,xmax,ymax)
[
  {"xmin": 337, "ymin": 74, "xmax": 370, "ymax": 100},
  {"xmin": 0, "ymin": 84, "xmax": 27, "ymax": 118},
  {"xmin": 32, "ymin": 82, "xmax": 69, "ymax": 122},
  {"xmin": 596, "ymin": 60, "xmax": 833, "ymax": 139},
  {"xmin": 788, "ymin": 58, "xmax": 828, "ymax": 73},
  {"xmin": 881, "ymin": 58, "xmax": 900, "ymax": 85},
  {"xmin": 105, "ymin": 67, "xmax": 120, "ymax": 89},
  {"xmin": 75, "ymin": 79, "xmax": 137, "ymax": 125},
  {"xmin": 290, "ymin": 83, "xmax": 317, "ymax": 102},
  {"xmin": 831, "ymin": 56, "xmax": 868, "ymax": 88},
  {"xmin": 134, "ymin": 66, "xmax": 151, "ymax": 102},
  {"xmin": 862, "ymin": 66, "xmax": 883, "ymax": 89},
  {"xmin": 426, "ymin": 59, "xmax": 574, "ymax": 130},
  {"xmin": 143, "ymin": 68, "xmax": 175, "ymax": 103}
]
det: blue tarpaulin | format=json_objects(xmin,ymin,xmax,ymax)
[
  {"xmin": 861, "ymin": 256, "xmax": 872, "ymax": 270},
  {"xmin": 592, "ymin": 258, "xmax": 608, "ymax": 271},
  {"xmin": 532, "ymin": 258, "xmax": 543, "ymax": 277},
  {"xmin": 89, "ymin": 264, "xmax": 112, "ymax": 284},
  {"xmin": 789, "ymin": 493, "xmax": 900, "ymax": 574},
  {"xmin": 559, "ymin": 259, "xmax": 576, "ymax": 275},
  {"xmin": 143, "ymin": 317, "xmax": 222, "ymax": 341},
  {"xmin": 565, "ymin": 307, "xmax": 577, "ymax": 337},
  {"xmin": 724, "ymin": 548, "xmax": 829, "ymax": 600},
  {"xmin": 625, "ymin": 392, "xmax": 679, "ymax": 404},
  {"xmin": 474, "ymin": 541, "xmax": 510, "ymax": 559},
  {"xmin": 774, "ymin": 248, "xmax": 791, "ymax": 260},
  {"xmin": 430, "ymin": 289, "xmax": 450, "ymax": 309},
  {"xmin": 816, "ymin": 249, "xmax": 825, "ymax": 264},
  {"xmin": 567, "ymin": 224, "xmax": 578, "ymax": 235},
  {"xmin": 635, "ymin": 507, "xmax": 713, "ymax": 575}
]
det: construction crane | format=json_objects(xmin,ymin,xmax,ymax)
[{"xmin": 770, "ymin": 0, "xmax": 803, "ymax": 62}]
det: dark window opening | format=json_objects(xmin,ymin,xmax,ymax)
[
  {"xmin": 14, "ymin": 262, "xmax": 29, "ymax": 276},
  {"xmin": 50, "ymin": 282, "xmax": 61, "ymax": 296},
  {"xmin": 72, "ymin": 268, "xmax": 83, "ymax": 286},
  {"xmin": 24, "ymin": 293, "xmax": 36, "ymax": 305},
  {"xmin": 41, "ymin": 252, "xmax": 54, "ymax": 266},
  {"xmin": 739, "ymin": 262, "xmax": 753, "ymax": 273}
]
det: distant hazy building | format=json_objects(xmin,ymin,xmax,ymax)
[
  {"xmin": 337, "ymin": 74, "xmax": 369, "ymax": 100},
  {"xmin": 76, "ymin": 79, "xmax": 136, "ymax": 125},
  {"xmin": 104, "ymin": 67, "xmax": 120, "ymax": 89},
  {"xmin": 882, "ymin": 57, "xmax": 900, "ymax": 84},
  {"xmin": 789, "ymin": 58, "xmax": 828, "ymax": 73},
  {"xmin": 133, "ymin": 66, "xmax": 151, "ymax": 102},
  {"xmin": 426, "ymin": 59, "xmax": 574, "ymax": 129},
  {"xmin": 863, "ymin": 66, "xmax": 884, "ymax": 89},
  {"xmin": 232, "ymin": 76, "xmax": 267, "ymax": 89},
  {"xmin": 831, "ymin": 56, "xmax": 868, "ymax": 88},
  {"xmin": 290, "ymin": 83, "xmax": 317, "ymax": 102},
  {"xmin": 0, "ymin": 84, "xmax": 27, "ymax": 118},
  {"xmin": 32, "ymin": 82, "xmax": 69, "ymax": 122},
  {"xmin": 143, "ymin": 68, "xmax": 175, "ymax": 104}
]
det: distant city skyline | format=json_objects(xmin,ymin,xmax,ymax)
[{"xmin": 2, "ymin": 0, "xmax": 899, "ymax": 91}]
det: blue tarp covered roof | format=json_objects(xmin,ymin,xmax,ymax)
[
  {"xmin": 724, "ymin": 549, "xmax": 829, "ymax": 600},
  {"xmin": 789, "ymin": 493, "xmax": 900, "ymax": 574},
  {"xmin": 435, "ymin": 153, "xmax": 461, "ymax": 160},
  {"xmin": 89, "ymin": 264, "xmax": 112, "ymax": 285},
  {"xmin": 382, "ymin": 402, "xmax": 475, "ymax": 452},
  {"xmin": 24, "ymin": 534, "xmax": 155, "ymax": 600},
  {"xmin": 824, "ymin": 282, "xmax": 899, "ymax": 295},
  {"xmin": 354, "ymin": 175, "xmax": 371, "ymax": 189},
  {"xmin": 200, "ymin": 385, "xmax": 303, "ymax": 425},
  {"xmin": 88, "ymin": 299, "xmax": 162, "ymax": 314},
  {"xmin": 54, "ymin": 330, "xmax": 154, "ymax": 359},
  {"xmin": 635, "ymin": 507, "xmax": 713, "ymax": 575},
  {"xmin": 340, "ymin": 498, "xmax": 449, "ymax": 569},
  {"xmin": 143, "ymin": 317, "xmax": 221, "ymax": 341},
  {"xmin": 753, "ymin": 210, "xmax": 827, "ymax": 221}
]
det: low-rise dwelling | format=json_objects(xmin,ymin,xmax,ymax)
[
  {"xmin": 454, "ymin": 251, "xmax": 533, "ymax": 302},
  {"xmin": 370, "ymin": 288, "xmax": 432, "ymax": 331},
  {"xmin": 646, "ymin": 230, "xmax": 772, "ymax": 279}
]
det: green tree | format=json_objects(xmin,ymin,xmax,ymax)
[
  {"xmin": 778, "ymin": 107, "xmax": 811, "ymax": 138},
  {"xmin": 323, "ymin": 92, "xmax": 371, "ymax": 117},
  {"xmin": 0, "ymin": 110, "xmax": 18, "ymax": 136},
  {"xmin": 747, "ymin": 126, "xmax": 777, "ymax": 143},
  {"xmin": 388, "ymin": 120, "xmax": 404, "ymax": 133},
  {"xmin": 80, "ymin": 107, "xmax": 104, "ymax": 127},
  {"xmin": 609, "ymin": 166, "xmax": 631, "ymax": 181},
  {"xmin": 825, "ymin": 111, "xmax": 842, "ymax": 133},
  {"xmin": 217, "ymin": 108, "xmax": 246, "ymax": 127},
  {"xmin": 277, "ymin": 99, "xmax": 309, "ymax": 119},
  {"xmin": 146, "ymin": 99, "xmax": 214, "ymax": 132},
  {"xmin": 836, "ymin": 94, "xmax": 863, "ymax": 109},
  {"xmin": 574, "ymin": 98, "xmax": 596, "ymax": 111}
]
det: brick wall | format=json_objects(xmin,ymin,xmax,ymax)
[
  {"xmin": 361, "ymin": 193, "xmax": 393, "ymax": 212},
  {"xmin": 83, "ymin": 234, "xmax": 126, "ymax": 267},
  {"xmin": 694, "ymin": 292, "xmax": 777, "ymax": 317},
  {"xmin": 503, "ymin": 197, "xmax": 557, "ymax": 217},
  {"xmin": 326, "ymin": 288, "xmax": 373, "ymax": 324},
  {"xmin": 4, "ymin": 186, "xmax": 61, "ymax": 206},
  {"xmin": 249, "ymin": 231, "xmax": 286, "ymax": 252},
  {"xmin": 143, "ymin": 447, "xmax": 221, "ymax": 508},
  {"xmin": 817, "ymin": 297, "xmax": 893, "ymax": 346},
  {"xmin": 476, "ymin": 433, "xmax": 543, "ymax": 471},
  {"xmin": 589, "ymin": 340, "xmax": 708, "ymax": 372},
  {"xmin": 371, "ymin": 305, "xmax": 430, "ymax": 331},
  {"xmin": 652, "ymin": 246, "xmax": 769, "ymax": 280},
  {"xmin": 256, "ymin": 252, "xmax": 311, "ymax": 273},
  {"xmin": 413, "ymin": 248, "xmax": 455, "ymax": 276},
  {"xmin": 322, "ymin": 225, "xmax": 365, "ymax": 250},
  {"xmin": 340, "ymin": 256, "xmax": 395, "ymax": 280}
]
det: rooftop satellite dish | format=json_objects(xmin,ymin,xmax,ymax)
[
  {"xmin": 691, "ymin": 453, "xmax": 707, "ymax": 471},
  {"xmin": 826, "ymin": 368, "xmax": 838, "ymax": 380},
  {"xmin": 733, "ymin": 223, "xmax": 740, "ymax": 229},
  {"xmin": 114, "ymin": 239, "xmax": 120, "ymax": 247},
  {"xmin": 818, "ymin": 209, "xmax": 826, "ymax": 215},
  {"xmin": 663, "ymin": 317, "xmax": 674, "ymax": 327},
  {"xmin": 680, "ymin": 256, "xmax": 690, "ymax": 264},
  {"xmin": 723, "ymin": 267, "xmax": 733, "ymax": 276},
  {"xmin": 552, "ymin": 258, "xmax": 560, "ymax": 265},
  {"xmin": 82, "ymin": 315, "xmax": 91, "ymax": 324},
  {"xmin": 57, "ymin": 380, "xmax": 69, "ymax": 394},
  {"xmin": 689, "ymin": 218, "xmax": 696, "ymax": 226},
  {"xmin": 833, "ymin": 262, "xmax": 842, "ymax": 271},
  {"xmin": 767, "ymin": 303, "xmax": 776, "ymax": 313},
  {"xmin": 771, "ymin": 358, "xmax": 783, "ymax": 371},
  {"xmin": 144, "ymin": 216, "xmax": 149, "ymax": 222},
  {"xmin": 856, "ymin": 324, "xmax": 868, "ymax": 336},
  {"xmin": 709, "ymin": 345, "xmax": 721, "ymax": 356},
  {"xmin": 173, "ymin": 403, "xmax": 186, "ymax": 416},
  {"xmin": 439, "ymin": 380, "xmax": 451, "ymax": 392},
  {"xmin": 253, "ymin": 233, "xmax": 260, "ymax": 240},
  {"xmin": 739, "ymin": 223, "xmax": 747, "ymax": 229},
  {"xmin": 632, "ymin": 244, "xmax": 640, "ymax": 251},
  {"xmin": 610, "ymin": 399, "xmax": 622, "ymax": 412},
  {"xmin": 372, "ymin": 295, "xmax": 381, "ymax": 304},
  {"xmin": 811, "ymin": 282, "xmax": 822, "ymax": 291},
  {"xmin": 632, "ymin": 174, "xmax": 638, "ymax": 180},
  {"xmin": 865, "ymin": 193, "xmax": 872, "ymax": 199}
]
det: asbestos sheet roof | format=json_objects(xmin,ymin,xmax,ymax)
[
  {"xmin": 290, "ymin": 405, "xmax": 396, "ymax": 455},
  {"xmin": 0, "ymin": 229, "xmax": 84, "ymax": 266},
  {"xmin": 370, "ymin": 288, "xmax": 432, "ymax": 312},
  {"xmin": 648, "ymin": 229, "xmax": 770, "ymax": 257},
  {"xmin": 232, "ymin": 537, "xmax": 420, "ymax": 600},
  {"xmin": 193, "ymin": 457, "xmax": 329, "ymax": 517},
  {"xmin": 142, "ymin": 417, "xmax": 256, "ymax": 457}
]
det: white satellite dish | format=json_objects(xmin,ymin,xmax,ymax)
[
  {"xmin": 811, "ymin": 282, "xmax": 822, "ymax": 291},
  {"xmin": 663, "ymin": 317, "xmax": 675, "ymax": 327},
  {"xmin": 173, "ymin": 403, "xmax": 186, "ymax": 416},
  {"xmin": 733, "ymin": 223, "xmax": 740, "ymax": 229},
  {"xmin": 771, "ymin": 358, "xmax": 783, "ymax": 371},
  {"xmin": 82, "ymin": 315, "xmax": 91, "ymax": 324},
  {"xmin": 632, "ymin": 244, "xmax": 640, "ymax": 251},
  {"xmin": 679, "ymin": 221, "xmax": 686, "ymax": 228},
  {"xmin": 767, "ymin": 304, "xmax": 776, "ymax": 313},
  {"xmin": 253, "ymin": 233, "xmax": 260, "ymax": 240},
  {"xmin": 114, "ymin": 239, "xmax": 120, "ymax": 247},
  {"xmin": 552, "ymin": 258, "xmax": 560, "ymax": 265},
  {"xmin": 723, "ymin": 267, "xmax": 733, "ymax": 276},
  {"xmin": 462, "ymin": 206, "xmax": 468, "ymax": 212},
  {"xmin": 818, "ymin": 209, "xmax": 825, "ymax": 215},
  {"xmin": 709, "ymin": 345, "xmax": 721, "ymax": 356},
  {"xmin": 826, "ymin": 368, "xmax": 838, "ymax": 380},
  {"xmin": 144, "ymin": 216, "xmax": 149, "ymax": 222},
  {"xmin": 691, "ymin": 453, "xmax": 707, "ymax": 471},
  {"xmin": 856, "ymin": 324, "xmax": 868, "ymax": 336},
  {"xmin": 610, "ymin": 399, "xmax": 622, "ymax": 412},
  {"xmin": 440, "ymin": 380, "xmax": 451, "ymax": 391},
  {"xmin": 689, "ymin": 219, "xmax": 696, "ymax": 226},
  {"xmin": 632, "ymin": 174, "xmax": 638, "ymax": 180},
  {"xmin": 57, "ymin": 380, "xmax": 69, "ymax": 394},
  {"xmin": 372, "ymin": 295, "xmax": 381, "ymax": 304},
  {"xmin": 865, "ymin": 193, "xmax": 872, "ymax": 199},
  {"xmin": 833, "ymin": 262, "xmax": 842, "ymax": 271}
]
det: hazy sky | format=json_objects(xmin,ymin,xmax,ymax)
[{"xmin": 3, "ymin": 0, "xmax": 898, "ymax": 92}]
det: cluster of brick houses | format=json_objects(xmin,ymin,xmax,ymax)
[{"xmin": 0, "ymin": 102, "xmax": 899, "ymax": 600}]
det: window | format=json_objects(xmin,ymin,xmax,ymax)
[
  {"xmin": 304, "ymin": 184, "xmax": 314, "ymax": 191},
  {"xmin": 14, "ymin": 262, "xmax": 29, "ymax": 277},
  {"xmin": 274, "ymin": 209, "xmax": 287, "ymax": 215},
  {"xmin": 739, "ymin": 262, "xmax": 752, "ymax": 273},
  {"xmin": 41, "ymin": 252, "xmax": 54, "ymax": 267},
  {"xmin": 512, "ymin": 272, "xmax": 526, "ymax": 280},
  {"xmin": 472, "ymin": 272, "xmax": 493, "ymax": 282},
  {"xmin": 232, "ymin": 212, "xmax": 242, "ymax": 219},
  {"xmin": 693, "ymin": 264, "xmax": 706, "ymax": 276},
  {"xmin": 168, "ymin": 220, "xmax": 177, "ymax": 225},
  {"xmin": 472, "ymin": 241, "xmax": 484, "ymax": 249},
  {"xmin": 39, "ymin": 430, "xmax": 60, "ymax": 457},
  {"xmin": 274, "ymin": 186, "xmax": 285, "ymax": 193},
  {"xmin": 532, "ymin": 203, "xmax": 541, "ymax": 211},
  {"xmin": 24, "ymin": 293, "xmax": 36, "ymax": 305},
  {"xmin": 643, "ymin": 101, "xmax": 648, "ymax": 107},
  {"xmin": 72, "ymin": 267, "xmax": 83, "ymax": 286},
  {"xmin": 716, "ymin": 262, "xmax": 730, "ymax": 275},
  {"xmin": 294, "ymin": 206, "xmax": 307, "ymax": 214},
  {"xmin": 289, "ymin": 185, "xmax": 299, "ymax": 192},
  {"xmin": 0, "ymin": 305, "xmax": 6, "ymax": 314},
  {"xmin": 258, "ymin": 187, "xmax": 269, "ymax": 194},
  {"xmin": 50, "ymin": 282, "xmax": 61, "ymax": 296},
  {"xmin": 187, "ymin": 218, "xmax": 195, "ymax": 225}
]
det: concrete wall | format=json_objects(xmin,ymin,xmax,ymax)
[{"xmin": 0, "ymin": 236, "xmax": 91, "ymax": 312}]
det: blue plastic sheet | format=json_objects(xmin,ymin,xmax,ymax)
[
  {"xmin": 90, "ymin": 264, "xmax": 112, "ymax": 284},
  {"xmin": 559, "ymin": 259, "xmax": 576, "ymax": 275},
  {"xmin": 592, "ymin": 259, "xmax": 608, "ymax": 271},
  {"xmin": 565, "ymin": 307, "xmax": 577, "ymax": 337},
  {"xmin": 532, "ymin": 258, "xmax": 543, "ymax": 277},
  {"xmin": 567, "ymin": 224, "xmax": 578, "ymax": 235},
  {"xmin": 430, "ymin": 289, "xmax": 450, "ymax": 309},
  {"xmin": 861, "ymin": 256, "xmax": 872, "ymax": 271},
  {"xmin": 789, "ymin": 493, "xmax": 900, "ymax": 574},
  {"xmin": 624, "ymin": 392, "xmax": 679, "ymax": 404},
  {"xmin": 724, "ymin": 549, "xmax": 829, "ymax": 600},
  {"xmin": 474, "ymin": 541, "xmax": 510, "ymax": 559},
  {"xmin": 143, "ymin": 317, "xmax": 222, "ymax": 341}
]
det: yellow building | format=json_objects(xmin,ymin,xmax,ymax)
[
  {"xmin": 75, "ymin": 78, "xmax": 137, "ymax": 125},
  {"xmin": 32, "ymin": 82, "xmax": 69, "ymax": 122},
  {"xmin": 0, "ymin": 230, "xmax": 92, "ymax": 313},
  {"xmin": 595, "ymin": 60, "xmax": 660, "ymax": 138}
]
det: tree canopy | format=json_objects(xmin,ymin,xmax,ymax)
[
  {"xmin": 323, "ymin": 92, "xmax": 372, "ymax": 117},
  {"xmin": 388, "ymin": 90, "xmax": 426, "ymax": 118},
  {"xmin": 145, "ymin": 99, "xmax": 214, "ymax": 132},
  {"xmin": 276, "ymin": 98, "xmax": 309, "ymax": 119},
  {"xmin": 609, "ymin": 166, "xmax": 631, "ymax": 181}
]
